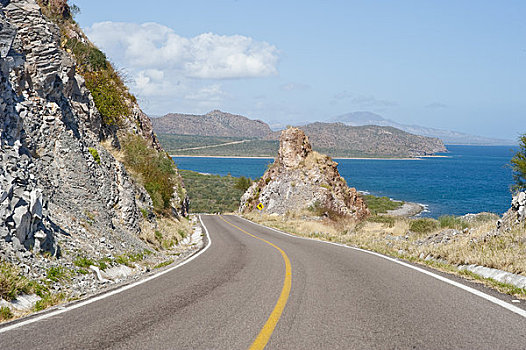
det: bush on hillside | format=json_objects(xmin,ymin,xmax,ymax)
[
  {"xmin": 84, "ymin": 70, "xmax": 132, "ymax": 126},
  {"xmin": 438, "ymin": 215, "xmax": 469, "ymax": 230},
  {"xmin": 65, "ymin": 38, "xmax": 108, "ymax": 71},
  {"xmin": 409, "ymin": 218, "xmax": 439, "ymax": 234},
  {"xmin": 511, "ymin": 134, "xmax": 526, "ymax": 192},
  {"xmin": 122, "ymin": 135, "xmax": 178, "ymax": 213},
  {"xmin": 37, "ymin": 0, "xmax": 78, "ymax": 23},
  {"xmin": 234, "ymin": 176, "xmax": 252, "ymax": 192}
]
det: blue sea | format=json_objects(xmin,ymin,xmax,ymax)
[{"xmin": 173, "ymin": 145, "xmax": 519, "ymax": 217}]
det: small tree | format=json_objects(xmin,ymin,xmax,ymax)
[
  {"xmin": 234, "ymin": 176, "xmax": 252, "ymax": 192},
  {"xmin": 511, "ymin": 134, "xmax": 526, "ymax": 192}
]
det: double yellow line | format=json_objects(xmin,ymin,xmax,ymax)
[{"xmin": 219, "ymin": 216, "xmax": 292, "ymax": 350}]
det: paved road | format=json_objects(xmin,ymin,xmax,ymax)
[{"xmin": 1, "ymin": 214, "xmax": 526, "ymax": 349}]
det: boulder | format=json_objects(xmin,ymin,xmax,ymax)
[
  {"xmin": 0, "ymin": 15, "xmax": 16, "ymax": 58},
  {"xmin": 13, "ymin": 205, "xmax": 31, "ymax": 243},
  {"xmin": 240, "ymin": 127, "xmax": 369, "ymax": 220}
]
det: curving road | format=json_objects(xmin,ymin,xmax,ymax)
[{"xmin": 1, "ymin": 214, "xmax": 526, "ymax": 349}]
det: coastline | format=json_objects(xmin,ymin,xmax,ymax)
[
  {"xmin": 382, "ymin": 201, "xmax": 426, "ymax": 217},
  {"xmin": 171, "ymin": 155, "xmax": 274, "ymax": 159},
  {"xmin": 171, "ymin": 154, "xmax": 450, "ymax": 160}
]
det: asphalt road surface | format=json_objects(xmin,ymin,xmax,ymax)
[{"xmin": 1, "ymin": 214, "xmax": 526, "ymax": 349}]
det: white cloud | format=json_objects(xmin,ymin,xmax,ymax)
[
  {"xmin": 86, "ymin": 22, "xmax": 279, "ymax": 80},
  {"xmin": 184, "ymin": 84, "xmax": 227, "ymax": 102}
]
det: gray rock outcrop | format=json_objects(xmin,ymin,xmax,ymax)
[
  {"xmin": 500, "ymin": 191, "xmax": 526, "ymax": 228},
  {"xmin": 240, "ymin": 127, "xmax": 369, "ymax": 219},
  {"xmin": 0, "ymin": 0, "xmax": 187, "ymax": 292}
]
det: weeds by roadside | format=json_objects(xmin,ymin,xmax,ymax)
[{"xmin": 244, "ymin": 211, "xmax": 526, "ymax": 298}]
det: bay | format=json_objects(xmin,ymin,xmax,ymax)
[{"xmin": 173, "ymin": 145, "xmax": 519, "ymax": 217}]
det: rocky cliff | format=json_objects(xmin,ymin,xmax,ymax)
[
  {"xmin": 239, "ymin": 127, "xmax": 369, "ymax": 220},
  {"xmin": 0, "ymin": 0, "xmax": 188, "ymax": 304},
  {"xmin": 500, "ymin": 191, "xmax": 526, "ymax": 229},
  {"xmin": 152, "ymin": 110, "xmax": 272, "ymax": 138}
]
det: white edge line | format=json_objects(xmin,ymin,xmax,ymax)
[
  {"xmin": 235, "ymin": 215, "xmax": 526, "ymax": 319},
  {"xmin": 0, "ymin": 215, "xmax": 213, "ymax": 334}
]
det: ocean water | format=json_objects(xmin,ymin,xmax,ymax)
[{"xmin": 173, "ymin": 145, "xmax": 519, "ymax": 217}]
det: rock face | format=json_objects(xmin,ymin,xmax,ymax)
[
  {"xmin": 0, "ymin": 1, "xmax": 186, "ymax": 265},
  {"xmin": 240, "ymin": 127, "xmax": 369, "ymax": 219},
  {"xmin": 152, "ymin": 110, "xmax": 273, "ymax": 138},
  {"xmin": 500, "ymin": 191, "xmax": 526, "ymax": 228}
]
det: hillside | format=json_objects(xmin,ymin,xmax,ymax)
[
  {"xmin": 332, "ymin": 111, "xmax": 516, "ymax": 146},
  {"xmin": 155, "ymin": 112, "xmax": 447, "ymax": 158},
  {"xmin": 284, "ymin": 122, "xmax": 447, "ymax": 157},
  {"xmin": 151, "ymin": 110, "xmax": 272, "ymax": 138},
  {"xmin": 0, "ymin": 0, "xmax": 191, "ymax": 318}
]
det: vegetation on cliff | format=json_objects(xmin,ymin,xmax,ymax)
[
  {"xmin": 36, "ymin": 0, "xmax": 184, "ymax": 219},
  {"xmin": 122, "ymin": 135, "xmax": 183, "ymax": 213}
]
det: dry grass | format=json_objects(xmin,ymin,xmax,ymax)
[
  {"xmin": 140, "ymin": 216, "xmax": 192, "ymax": 250},
  {"xmin": 244, "ymin": 212, "xmax": 526, "ymax": 297}
]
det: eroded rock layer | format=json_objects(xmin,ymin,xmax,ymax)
[{"xmin": 240, "ymin": 127, "xmax": 369, "ymax": 220}]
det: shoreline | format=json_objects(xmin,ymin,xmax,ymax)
[
  {"xmin": 171, "ymin": 154, "xmax": 450, "ymax": 160},
  {"xmin": 382, "ymin": 201, "xmax": 426, "ymax": 217},
  {"xmin": 171, "ymin": 155, "xmax": 274, "ymax": 159}
]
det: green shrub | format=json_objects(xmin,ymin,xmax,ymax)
[
  {"xmin": 511, "ymin": 134, "xmax": 526, "ymax": 191},
  {"xmin": 154, "ymin": 231, "xmax": 163, "ymax": 242},
  {"xmin": 363, "ymin": 195, "xmax": 403, "ymax": 215},
  {"xmin": 46, "ymin": 267, "xmax": 70, "ymax": 283},
  {"xmin": 409, "ymin": 218, "xmax": 439, "ymax": 234},
  {"xmin": 84, "ymin": 70, "xmax": 131, "ymax": 126},
  {"xmin": 0, "ymin": 261, "xmax": 34, "ymax": 300},
  {"xmin": 73, "ymin": 256, "xmax": 94, "ymax": 268},
  {"xmin": 234, "ymin": 176, "xmax": 252, "ymax": 192},
  {"xmin": 122, "ymin": 135, "xmax": 179, "ymax": 213},
  {"xmin": 88, "ymin": 147, "xmax": 100, "ymax": 164},
  {"xmin": 34, "ymin": 292, "xmax": 65, "ymax": 312},
  {"xmin": 438, "ymin": 215, "xmax": 469, "ymax": 230},
  {"xmin": 154, "ymin": 259, "xmax": 174, "ymax": 269},
  {"xmin": 367, "ymin": 215, "xmax": 396, "ymax": 228},
  {"xmin": 115, "ymin": 251, "xmax": 146, "ymax": 267},
  {"xmin": 0, "ymin": 306, "xmax": 13, "ymax": 321},
  {"xmin": 65, "ymin": 38, "xmax": 108, "ymax": 71}
]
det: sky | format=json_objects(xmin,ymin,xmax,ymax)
[{"xmin": 74, "ymin": 0, "xmax": 525, "ymax": 140}]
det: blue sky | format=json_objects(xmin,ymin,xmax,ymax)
[{"xmin": 74, "ymin": 0, "xmax": 525, "ymax": 140}]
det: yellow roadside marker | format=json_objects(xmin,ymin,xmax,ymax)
[
  {"xmin": 257, "ymin": 203, "xmax": 264, "ymax": 210},
  {"xmin": 219, "ymin": 216, "xmax": 291, "ymax": 350}
]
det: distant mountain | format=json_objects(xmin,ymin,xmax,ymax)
[
  {"xmin": 330, "ymin": 111, "xmax": 516, "ymax": 146},
  {"xmin": 154, "ymin": 110, "xmax": 447, "ymax": 157},
  {"xmin": 266, "ymin": 122, "xmax": 447, "ymax": 157},
  {"xmin": 151, "ymin": 110, "xmax": 272, "ymax": 138}
]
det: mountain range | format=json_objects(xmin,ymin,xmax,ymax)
[
  {"xmin": 152, "ymin": 110, "xmax": 446, "ymax": 158},
  {"xmin": 330, "ymin": 111, "xmax": 516, "ymax": 146}
]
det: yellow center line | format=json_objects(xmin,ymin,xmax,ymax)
[{"xmin": 219, "ymin": 215, "xmax": 292, "ymax": 350}]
